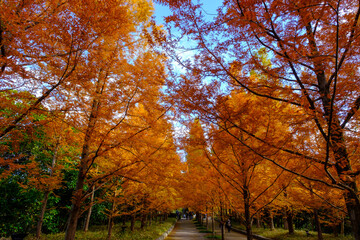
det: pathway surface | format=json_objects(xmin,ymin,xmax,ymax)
[
  {"xmin": 212, "ymin": 219, "xmax": 248, "ymax": 240},
  {"xmin": 166, "ymin": 218, "xmax": 247, "ymax": 240},
  {"xmin": 166, "ymin": 219, "xmax": 206, "ymax": 239}
]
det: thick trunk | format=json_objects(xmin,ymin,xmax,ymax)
[
  {"xmin": 306, "ymin": 20, "xmax": 360, "ymax": 240},
  {"xmin": 345, "ymin": 189, "xmax": 360, "ymax": 240},
  {"xmin": 243, "ymin": 187, "xmax": 253, "ymax": 240},
  {"xmin": 83, "ymin": 185, "xmax": 95, "ymax": 232},
  {"xmin": 286, "ymin": 210, "xmax": 294, "ymax": 235},
  {"xmin": 314, "ymin": 209, "xmax": 323, "ymax": 240},
  {"xmin": 64, "ymin": 78, "xmax": 103, "ymax": 240}
]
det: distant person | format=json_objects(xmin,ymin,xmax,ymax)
[{"xmin": 225, "ymin": 219, "xmax": 231, "ymax": 232}]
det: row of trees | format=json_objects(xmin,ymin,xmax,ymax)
[
  {"xmin": 0, "ymin": 0, "xmax": 182, "ymax": 240},
  {"xmin": 154, "ymin": 0, "xmax": 360, "ymax": 239}
]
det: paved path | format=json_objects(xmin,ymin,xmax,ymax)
[
  {"xmin": 166, "ymin": 219, "xmax": 206, "ymax": 239},
  {"xmin": 166, "ymin": 218, "xmax": 247, "ymax": 240},
  {"xmin": 213, "ymin": 221, "xmax": 248, "ymax": 240}
]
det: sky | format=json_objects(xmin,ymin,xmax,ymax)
[{"xmin": 153, "ymin": 1, "xmax": 221, "ymax": 25}]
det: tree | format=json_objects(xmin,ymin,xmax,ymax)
[{"xmin": 155, "ymin": 0, "xmax": 360, "ymax": 238}]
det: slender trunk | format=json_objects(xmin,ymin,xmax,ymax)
[
  {"xmin": 314, "ymin": 209, "xmax": 323, "ymax": 240},
  {"xmin": 83, "ymin": 185, "xmax": 95, "ymax": 232},
  {"xmin": 270, "ymin": 213, "xmax": 275, "ymax": 231},
  {"xmin": 36, "ymin": 191, "xmax": 50, "ymax": 239},
  {"xmin": 211, "ymin": 211, "xmax": 215, "ymax": 235},
  {"xmin": 220, "ymin": 204, "xmax": 225, "ymax": 240},
  {"xmin": 107, "ymin": 196, "xmax": 116, "ymax": 240},
  {"xmin": 140, "ymin": 214, "xmax": 146, "ymax": 229},
  {"xmin": 106, "ymin": 216, "xmax": 114, "ymax": 240},
  {"xmin": 341, "ymin": 217, "xmax": 345, "ymax": 236},
  {"xmin": 206, "ymin": 213, "xmax": 208, "ymax": 229},
  {"xmin": 36, "ymin": 142, "xmax": 59, "ymax": 239},
  {"xmin": 130, "ymin": 214, "xmax": 135, "ymax": 232},
  {"xmin": 256, "ymin": 212, "xmax": 261, "ymax": 228}
]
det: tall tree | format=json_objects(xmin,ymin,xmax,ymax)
[{"xmin": 155, "ymin": 0, "xmax": 360, "ymax": 237}]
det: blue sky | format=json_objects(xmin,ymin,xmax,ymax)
[{"xmin": 153, "ymin": 1, "xmax": 221, "ymax": 24}]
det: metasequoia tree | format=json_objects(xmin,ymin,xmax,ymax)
[
  {"xmin": 207, "ymin": 90, "xmax": 298, "ymax": 240},
  {"xmin": 0, "ymin": 0, "xmax": 138, "ymax": 140},
  {"xmin": 155, "ymin": 0, "xmax": 360, "ymax": 238},
  {"xmin": 62, "ymin": 3, "xmax": 169, "ymax": 238}
]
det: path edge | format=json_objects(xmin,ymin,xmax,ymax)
[{"xmin": 155, "ymin": 220, "xmax": 177, "ymax": 240}]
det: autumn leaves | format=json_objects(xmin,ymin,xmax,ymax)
[
  {"xmin": 1, "ymin": 0, "xmax": 181, "ymax": 239},
  {"xmin": 1, "ymin": 0, "xmax": 360, "ymax": 240}
]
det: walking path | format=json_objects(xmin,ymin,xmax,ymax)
[
  {"xmin": 165, "ymin": 218, "xmax": 247, "ymax": 240},
  {"xmin": 166, "ymin": 219, "xmax": 206, "ymax": 239}
]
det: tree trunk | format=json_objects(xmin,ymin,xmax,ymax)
[
  {"xmin": 243, "ymin": 187, "xmax": 253, "ymax": 240},
  {"xmin": 344, "ymin": 189, "xmax": 360, "ymax": 240},
  {"xmin": 305, "ymin": 20, "xmax": 360, "ymax": 240},
  {"xmin": 107, "ymin": 197, "xmax": 116, "ymax": 240},
  {"xmin": 106, "ymin": 216, "xmax": 114, "ymax": 240},
  {"xmin": 64, "ymin": 77, "xmax": 103, "ymax": 240},
  {"xmin": 36, "ymin": 141, "xmax": 59, "ymax": 239},
  {"xmin": 130, "ymin": 214, "xmax": 135, "ymax": 232},
  {"xmin": 256, "ymin": 212, "xmax": 261, "ymax": 228},
  {"xmin": 341, "ymin": 217, "xmax": 345, "ymax": 236},
  {"xmin": 140, "ymin": 214, "xmax": 146, "ymax": 229},
  {"xmin": 283, "ymin": 211, "xmax": 288, "ymax": 230},
  {"xmin": 83, "ymin": 185, "xmax": 95, "ymax": 232},
  {"xmin": 270, "ymin": 213, "xmax": 275, "ymax": 231},
  {"xmin": 212, "ymin": 211, "xmax": 215, "ymax": 235},
  {"xmin": 206, "ymin": 213, "xmax": 209, "ymax": 229},
  {"xmin": 36, "ymin": 191, "xmax": 50, "ymax": 239},
  {"xmin": 286, "ymin": 210, "xmax": 294, "ymax": 235},
  {"xmin": 314, "ymin": 209, "xmax": 323, "ymax": 240}
]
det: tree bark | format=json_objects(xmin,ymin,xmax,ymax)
[
  {"xmin": 36, "ymin": 142, "xmax": 59, "ymax": 239},
  {"xmin": 130, "ymin": 214, "xmax": 135, "ymax": 232},
  {"xmin": 243, "ymin": 187, "xmax": 253, "ymax": 240},
  {"xmin": 286, "ymin": 210, "xmax": 294, "ymax": 235},
  {"xmin": 269, "ymin": 212, "xmax": 275, "ymax": 231},
  {"xmin": 36, "ymin": 191, "xmax": 50, "ymax": 239},
  {"xmin": 305, "ymin": 20, "xmax": 360, "ymax": 240},
  {"xmin": 314, "ymin": 209, "xmax": 323, "ymax": 240},
  {"xmin": 140, "ymin": 214, "xmax": 146, "ymax": 229},
  {"xmin": 83, "ymin": 185, "xmax": 95, "ymax": 232},
  {"xmin": 65, "ymin": 77, "xmax": 103, "ymax": 240},
  {"xmin": 212, "ymin": 211, "xmax": 215, "ymax": 235}
]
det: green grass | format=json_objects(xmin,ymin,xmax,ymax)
[
  {"xmin": 251, "ymin": 227, "xmax": 354, "ymax": 240},
  {"xmin": 205, "ymin": 234, "xmax": 221, "ymax": 239},
  {"xmin": 25, "ymin": 218, "xmax": 176, "ymax": 240}
]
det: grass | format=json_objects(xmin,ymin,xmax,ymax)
[
  {"xmin": 25, "ymin": 218, "xmax": 176, "ymax": 240},
  {"xmin": 205, "ymin": 234, "xmax": 221, "ymax": 239},
  {"xmin": 251, "ymin": 227, "xmax": 354, "ymax": 240}
]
